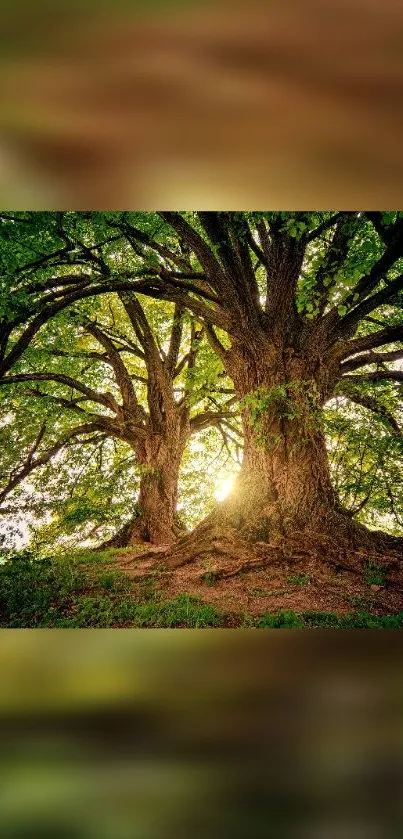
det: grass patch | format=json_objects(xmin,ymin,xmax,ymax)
[
  {"xmin": 348, "ymin": 594, "xmax": 373, "ymax": 609},
  {"xmin": 287, "ymin": 573, "xmax": 311, "ymax": 587},
  {"xmin": 363, "ymin": 560, "xmax": 385, "ymax": 587},
  {"xmin": 0, "ymin": 550, "xmax": 222, "ymax": 628},
  {"xmin": 96, "ymin": 569, "xmax": 131, "ymax": 592},
  {"xmin": 257, "ymin": 609, "xmax": 403, "ymax": 629},
  {"xmin": 259, "ymin": 610, "xmax": 305, "ymax": 628},
  {"xmin": 44, "ymin": 593, "xmax": 223, "ymax": 629},
  {"xmin": 0, "ymin": 550, "xmax": 87, "ymax": 627}
]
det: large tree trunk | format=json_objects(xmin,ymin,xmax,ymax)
[
  {"xmin": 224, "ymin": 339, "xmax": 336, "ymax": 538},
  {"xmin": 166, "ymin": 337, "xmax": 402, "ymax": 576}
]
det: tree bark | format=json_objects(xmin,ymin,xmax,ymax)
[
  {"xmin": 222, "ymin": 337, "xmax": 337, "ymax": 537},
  {"xmin": 129, "ymin": 433, "xmax": 184, "ymax": 546},
  {"xmin": 100, "ymin": 438, "xmax": 184, "ymax": 549}
]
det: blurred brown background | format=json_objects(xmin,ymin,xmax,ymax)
[
  {"xmin": 0, "ymin": 631, "xmax": 402, "ymax": 838},
  {"xmin": 1, "ymin": 0, "xmax": 403, "ymax": 209}
]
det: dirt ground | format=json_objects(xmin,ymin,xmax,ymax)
[{"xmin": 112, "ymin": 544, "xmax": 403, "ymax": 621}]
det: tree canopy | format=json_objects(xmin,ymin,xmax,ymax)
[{"xmin": 1, "ymin": 212, "xmax": 403, "ymax": 563}]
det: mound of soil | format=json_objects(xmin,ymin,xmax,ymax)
[{"xmin": 113, "ymin": 538, "xmax": 403, "ymax": 620}]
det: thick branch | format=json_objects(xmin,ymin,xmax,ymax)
[
  {"xmin": 158, "ymin": 212, "xmax": 226, "ymax": 292},
  {"xmin": 166, "ymin": 304, "xmax": 184, "ymax": 377},
  {"xmin": 336, "ymin": 274, "xmax": 403, "ymax": 338},
  {"xmin": 264, "ymin": 221, "xmax": 304, "ymax": 330},
  {"xmin": 1, "ymin": 270, "xmax": 230, "ymax": 378},
  {"xmin": 196, "ymin": 212, "xmax": 261, "ymax": 324},
  {"xmin": 203, "ymin": 323, "xmax": 229, "ymax": 365},
  {"xmin": 314, "ymin": 214, "xmax": 360, "ymax": 317},
  {"xmin": 365, "ymin": 213, "xmax": 403, "ymax": 246},
  {"xmin": 190, "ymin": 408, "xmax": 238, "ymax": 434},
  {"xmin": 114, "ymin": 218, "xmax": 192, "ymax": 271},
  {"xmin": 340, "ymin": 349, "xmax": 403, "ymax": 373},
  {"xmin": 0, "ymin": 422, "xmax": 103, "ymax": 505},
  {"xmin": 342, "ymin": 371, "xmax": 403, "ymax": 384},
  {"xmin": 0, "ymin": 373, "xmax": 118, "ymax": 412},
  {"xmin": 304, "ymin": 212, "xmax": 347, "ymax": 244},
  {"xmin": 339, "ymin": 324, "xmax": 403, "ymax": 358},
  {"xmin": 84, "ymin": 321, "xmax": 139, "ymax": 413},
  {"xmin": 335, "ymin": 383, "xmax": 402, "ymax": 435}
]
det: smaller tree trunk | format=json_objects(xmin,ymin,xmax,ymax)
[
  {"xmin": 128, "ymin": 423, "xmax": 187, "ymax": 546},
  {"xmin": 99, "ymin": 404, "xmax": 189, "ymax": 549},
  {"xmin": 129, "ymin": 458, "xmax": 180, "ymax": 545},
  {"xmin": 99, "ymin": 439, "xmax": 183, "ymax": 548}
]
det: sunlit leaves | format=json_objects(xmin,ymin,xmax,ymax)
[
  {"xmin": 1, "ymin": 210, "xmax": 403, "ymax": 548},
  {"xmin": 324, "ymin": 397, "xmax": 403, "ymax": 534}
]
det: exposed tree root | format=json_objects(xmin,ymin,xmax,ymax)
[
  {"xmin": 142, "ymin": 505, "xmax": 403, "ymax": 585},
  {"xmin": 118, "ymin": 501, "xmax": 403, "ymax": 609},
  {"xmin": 110, "ymin": 507, "xmax": 403, "ymax": 618}
]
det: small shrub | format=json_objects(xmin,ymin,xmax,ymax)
[
  {"xmin": 378, "ymin": 613, "xmax": 403, "ymax": 628},
  {"xmin": 137, "ymin": 576, "xmax": 158, "ymax": 601},
  {"xmin": 69, "ymin": 596, "xmax": 115, "ymax": 627},
  {"xmin": 203, "ymin": 570, "xmax": 218, "ymax": 587},
  {"xmin": 348, "ymin": 594, "xmax": 372, "ymax": 609},
  {"xmin": 302, "ymin": 611, "xmax": 342, "ymax": 628},
  {"xmin": 241, "ymin": 613, "xmax": 257, "ymax": 627}
]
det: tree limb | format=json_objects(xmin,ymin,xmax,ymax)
[
  {"xmin": 340, "ymin": 349, "xmax": 403, "ymax": 373},
  {"xmin": 339, "ymin": 323, "xmax": 403, "ymax": 358},
  {"xmin": 335, "ymin": 384, "xmax": 402, "ymax": 435},
  {"xmin": 0, "ymin": 372, "xmax": 118, "ymax": 412},
  {"xmin": 0, "ymin": 422, "xmax": 104, "ymax": 505}
]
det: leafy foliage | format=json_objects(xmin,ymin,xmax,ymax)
[
  {"xmin": 242, "ymin": 380, "xmax": 320, "ymax": 449},
  {"xmin": 1, "ymin": 210, "xmax": 403, "ymax": 548}
]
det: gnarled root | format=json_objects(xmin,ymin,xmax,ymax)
[{"xmin": 160, "ymin": 505, "xmax": 403, "ymax": 586}]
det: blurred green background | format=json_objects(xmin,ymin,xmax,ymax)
[{"xmin": 0, "ymin": 632, "xmax": 402, "ymax": 838}]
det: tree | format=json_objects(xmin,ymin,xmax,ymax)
[
  {"xmin": 0, "ymin": 290, "xmax": 238, "ymax": 546},
  {"xmin": 1, "ymin": 211, "xmax": 403, "ymax": 573},
  {"xmin": 106, "ymin": 211, "xmax": 403, "ymax": 571}
]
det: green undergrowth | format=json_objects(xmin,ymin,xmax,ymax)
[
  {"xmin": 257, "ymin": 610, "xmax": 403, "ymax": 629},
  {"xmin": 1, "ymin": 549, "xmax": 402, "ymax": 628},
  {"xmin": 0, "ymin": 549, "xmax": 221, "ymax": 628}
]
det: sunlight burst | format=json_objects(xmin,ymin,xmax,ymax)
[{"xmin": 215, "ymin": 476, "xmax": 236, "ymax": 502}]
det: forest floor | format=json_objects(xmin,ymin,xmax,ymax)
[
  {"xmin": 114, "ymin": 543, "xmax": 403, "ymax": 626},
  {"xmin": 1, "ymin": 544, "xmax": 403, "ymax": 628}
]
